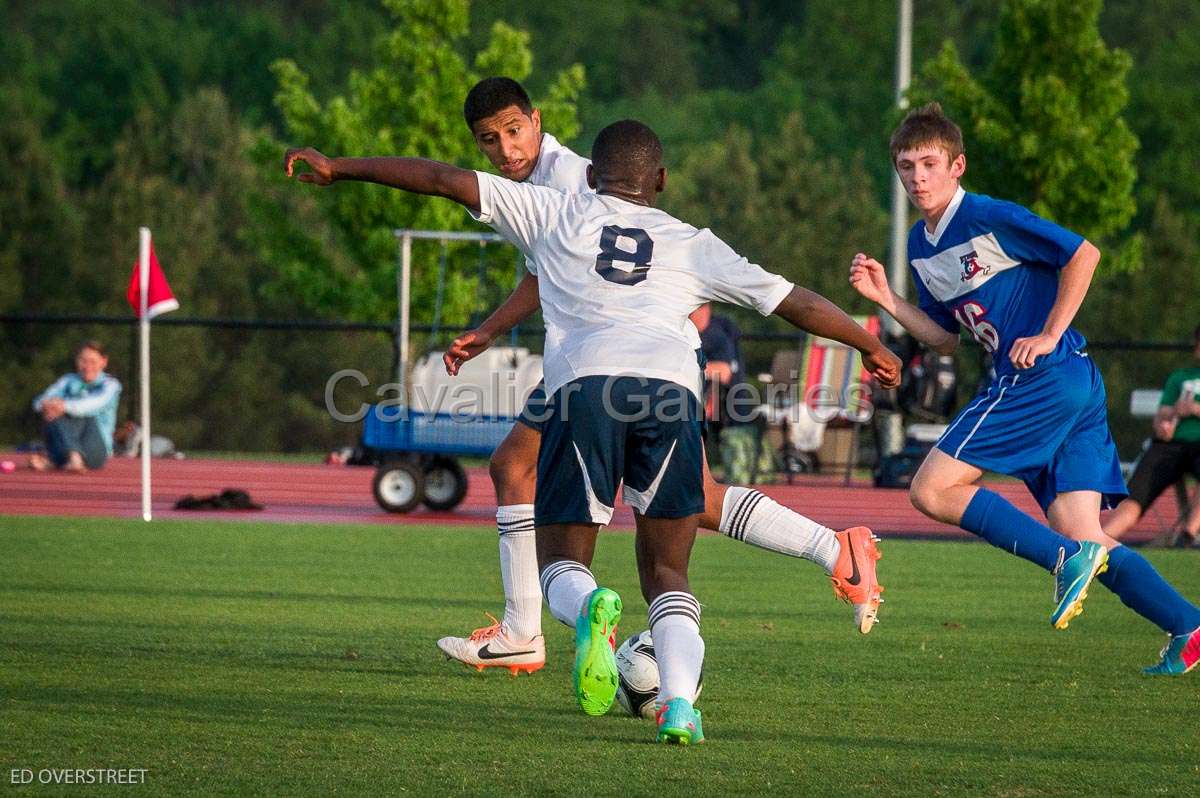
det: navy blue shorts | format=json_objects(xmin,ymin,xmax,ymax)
[
  {"xmin": 517, "ymin": 381, "xmax": 550, "ymax": 433},
  {"xmin": 535, "ymin": 376, "xmax": 705, "ymax": 526},
  {"xmin": 936, "ymin": 351, "xmax": 1128, "ymax": 514}
]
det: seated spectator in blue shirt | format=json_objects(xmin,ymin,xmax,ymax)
[{"xmin": 29, "ymin": 340, "xmax": 122, "ymax": 472}]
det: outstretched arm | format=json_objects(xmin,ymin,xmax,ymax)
[
  {"xmin": 284, "ymin": 147, "xmax": 480, "ymax": 213},
  {"xmin": 443, "ymin": 272, "xmax": 541, "ymax": 376},
  {"xmin": 849, "ymin": 252, "xmax": 959, "ymax": 356},
  {"xmin": 771, "ymin": 286, "xmax": 902, "ymax": 389}
]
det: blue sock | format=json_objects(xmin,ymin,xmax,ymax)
[
  {"xmin": 960, "ymin": 489, "xmax": 1080, "ymax": 572},
  {"xmin": 1097, "ymin": 546, "xmax": 1200, "ymax": 636}
]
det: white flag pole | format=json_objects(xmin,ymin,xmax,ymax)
[{"xmin": 138, "ymin": 227, "xmax": 152, "ymax": 522}]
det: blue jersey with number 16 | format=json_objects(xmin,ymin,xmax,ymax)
[{"xmin": 907, "ymin": 187, "xmax": 1086, "ymax": 378}]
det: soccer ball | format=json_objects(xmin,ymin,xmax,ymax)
[{"xmin": 614, "ymin": 629, "xmax": 703, "ymax": 720}]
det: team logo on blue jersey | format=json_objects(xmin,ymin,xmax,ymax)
[{"xmin": 958, "ymin": 250, "xmax": 989, "ymax": 282}]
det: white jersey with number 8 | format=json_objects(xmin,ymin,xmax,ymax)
[{"xmin": 471, "ymin": 171, "xmax": 793, "ymax": 400}]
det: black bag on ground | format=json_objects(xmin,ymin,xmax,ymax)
[{"xmin": 174, "ymin": 489, "xmax": 263, "ymax": 511}]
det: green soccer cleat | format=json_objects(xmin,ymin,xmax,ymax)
[
  {"xmin": 655, "ymin": 697, "xmax": 705, "ymax": 745},
  {"xmin": 1143, "ymin": 626, "xmax": 1200, "ymax": 676},
  {"xmin": 1050, "ymin": 541, "xmax": 1109, "ymax": 630},
  {"xmin": 573, "ymin": 587, "xmax": 622, "ymax": 716}
]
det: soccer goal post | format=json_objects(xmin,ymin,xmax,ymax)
[{"xmin": 392, "ymin": 228, "xmax": 522, "ymax": 403}]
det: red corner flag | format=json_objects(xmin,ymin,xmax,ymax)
[{"xmin": 126, "ymin": 241, "xmax": 179, "ymax": 319}]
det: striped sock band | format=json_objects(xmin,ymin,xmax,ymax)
[
  {"xmin": 497, "ymin": 504, "xmax": 535, "ymax": 537},
  {"xmin": 647, "ymin": 590, "xmax": 701, "ymax": 630},
  {"xmin": 648, "ymin": 591, "xmax": 703, "ymax": 705},
  {"xmin": 718, "ymin": 486, "xmax": 839, "ymax": 572},
  {"xmin": 539, "ymin": 559, "xmax": 597, "ymax": 628},
  {"xmin": 720, "ymin": 487, "xmax": 767, "ymax": 542}
]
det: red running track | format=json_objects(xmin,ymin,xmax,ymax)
[{"xmin": 0, "ymin": 454, "xmax": 1177, "ymax": 542}]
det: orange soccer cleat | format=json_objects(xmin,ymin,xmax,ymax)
[{"xmin": 830, "ymin": 527, "xmax": 884, "ymax": 634}]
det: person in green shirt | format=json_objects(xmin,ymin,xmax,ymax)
[{"xmin": 1104, "ymin": 324, "xmax": 1200, "ymax": 545}]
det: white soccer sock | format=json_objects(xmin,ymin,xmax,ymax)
[
  {"xmin": 539, "ymin": 560, "xmax": 597, "ymax": 628},
  {"xmin": 496, "ymin": 504, "xmax": 542, "ymax": 640},
  {"xmin": 648, "ymin": 591, "xmax": 705, "ymax": 705},
  {"xmin": 719, "ymin": 486, "xmax": 841, "ymax": 573}
]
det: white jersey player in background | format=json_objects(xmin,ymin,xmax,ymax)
[
  {"xmin": 433, "ymin": 78, "xmax": 892, "ymax": 675},
  {"xmin": 284, "ymin": 116, "xmax": 901, "ymax": 744}
]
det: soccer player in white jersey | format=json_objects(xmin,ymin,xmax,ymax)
[
  {"xmin": 435, "ymin": 77, "xmax": 891, "ymax": 674},
  {"xmin": 284, "ymin": 120, "xmax": 901, "ymax": 742}
]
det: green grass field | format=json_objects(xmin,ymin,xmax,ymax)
[{"xmin": 2, "ymin": 515, "xmax": 1197, "ymax": 796}]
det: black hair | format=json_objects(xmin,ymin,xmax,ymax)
[
  {"xmin": 1194, "ymin": 324, "xmax": 1200, "ymax": 344},
  {"xmin": 463, "ymin": 77, "xmax": 533, "ymax": 129},
  {"xmin": 590, "ymin": 119, "xmax": 663, "ymax": 177}
]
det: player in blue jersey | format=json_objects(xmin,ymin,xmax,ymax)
[{"xmin": 851, "ymin": 103, "xmax": 1200, "ymax": 675}]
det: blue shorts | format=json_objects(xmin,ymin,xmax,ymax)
[
  {"xmin": 535, "ymin": 376, "xmax": 705, "ymax": 526},
  {"xmin": 516, "ymin": 381, "xmax": 549, "ymax": 433},
  {"xmin": 937, "ymin": 351, "xmax": 1127, "ymax": 514}
]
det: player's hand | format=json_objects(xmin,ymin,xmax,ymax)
[
  {"xmin": 1154, "ymin": 415, "xmax": 1177, "ymax": 442},
  {"xmin": 1176, "ymin": 392, "xmax": 1200, "ymax": 419},
  {"xmin": 849, "ymin": 253, "xmax": 894, "ymax": 310},
  {"xmin": 704, "ymin": 361, "xmax": 733, "ymax": 385},
  {"xmin": 863, "ymin": 346, "xmax": 902, "ymax": 389},
  {"xmin": 284, "ymin": 147, "xmax": 335, "ymax": 185},
  {"xmin": 1008, "ymin": 333, "xmax": 1058, "ymax": 370},
  {"xmin": 443, "ymin": 329, "xmax": 495, "ymax": 376},
  {"xmin": 40, "ymin": 399, "xmax": 65, "ymax": 422}
]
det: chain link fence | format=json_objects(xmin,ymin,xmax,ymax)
[{"xmin": 3, "ymin": 312, "xmax": 1190, "ymax": 469}]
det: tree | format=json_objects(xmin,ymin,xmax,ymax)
[
  {"xmin": 1100, "ymin": 0, "xmax": 1200, "ymax": 220},
  {"xmin": 665, "ymin": 113, "xmax": 889, "ymax": 319},
  {"xmin": 255, "ymin": 0, "xmax": 584, "ymax": 325},
  {"xmin": 913, "ymin": 0, "xmax": 1137, "ymax": 245},
  {"xmin": 0, "ymin": 81, "xmax": 88, "ymax": 447},
  {"xmin": 763, "ymin": 0, "xmax": 1003, "ymax": 200}
]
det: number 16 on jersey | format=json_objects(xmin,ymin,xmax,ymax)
[{"xmin": 954, "ymin": 301, "xmax": 999, "ymax": 352}]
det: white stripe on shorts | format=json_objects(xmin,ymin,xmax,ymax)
[
  {"xmin": 572, "ymin": 442, "xmax": 615, "ymax": 525},
  {"xmin": 622, "ymin": 439, "xmax": 678, "ymax": 514},
  {"xmin": 953, "ymin": 374, "xmax": 1019, "ymax": 459},
  {"xmin": 938, "ymin": 383, "xmax": 997, "ymax": 448}
]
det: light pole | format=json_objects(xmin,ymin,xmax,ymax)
[
  {"xmin": 881, "ymin": 0, "xmax": 913, "ymax": 457},
  {"xmin": 887, "ymin": 0, "xmax": 913, "ymax": 317}
]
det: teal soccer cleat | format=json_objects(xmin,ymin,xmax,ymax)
[
  {"xmin": 573, "ymin": 587, "xmax": 622, "ymax": 716},
  {"xmin": 1143, "ymin": 626, "xmax": 1200, "ymax": 676},
  {"xmin": 655, "ymin": 697, "xmax": 705, "ymax": 745},
  {"xmin": 1050, "ymin": 541, "xmax": 1109, "ymax": 630}
]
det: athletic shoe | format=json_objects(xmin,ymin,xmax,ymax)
[
  {"xmin": 1050, "ymin": 541, "xmax": 1109, "ymax": 630},
  {"xmin": 1143, "ymin": 626, "xmax": 1200, "ymax": 676},
  {"xmin": 655, "ymin": 697, "xmax": 705, "ymax": 745},
  {"xmin": 436, "ymin": 613, "xmax": 545, "ymax": 675},
  {"xmin": 574, "ymin": 587, "xmax": 622, "ymax": 716},
  {"xmin": 830, "ymin": 527, "xmax": 884, "ymax": 634}
]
